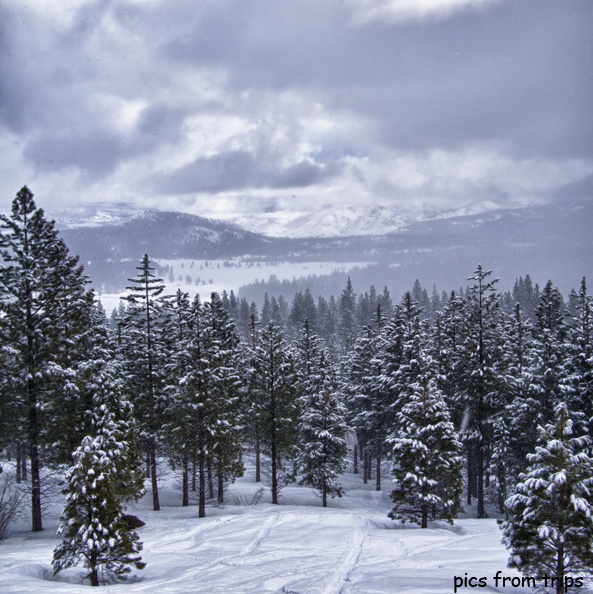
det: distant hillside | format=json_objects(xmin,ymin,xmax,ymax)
[{"xmin": 58, "ymin": 200, "xmax": 593, "ymax": 296}]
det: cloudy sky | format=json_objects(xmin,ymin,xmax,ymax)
[{"xmin": 1, "ymin": 0, "xmax": 592, "ymax": 225}]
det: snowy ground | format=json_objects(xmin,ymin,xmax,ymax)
[{"xmin": 1, "ymin": 467, "xmax": 589, "ymax": 594}]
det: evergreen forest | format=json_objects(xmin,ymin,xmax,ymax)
[{"xmin": 1, "ymin": 187, "xmax": 592, "ymax": 591}]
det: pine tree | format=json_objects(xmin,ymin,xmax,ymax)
[
  {"xmin": 203, "ymin": 293, "xmax": 244, "ymax": 504},
  {"xmin": 252, "ymin": 322, "xmax": 300, "ymax": 504},
  {"xmin": 565, "ymin": 278, "xmax": 593, "ymax": 435},
  {"xmin": 502, "ymin": 403, "xmax": 593, "ymax": 594},
  {"xmin": 0, "ymin": 186, "xmax": 94, "ymax": 531},
  {"xmin": 297, "ymin": 386, "xmax": 349, "ymax": 507},
  {"xmin": 389, "ymin": 374, "xmax": 464, "ymax": 528},
  {"xmin": 530, "ymin": 280, "xmax": 570, "ymax": 425},
  {"xmin": 159, "ymin": 289, "xmax": 194, "ymax": 506},
  {"xmin": 121, "ymin": 254, "xmax": 166, "ymax": 511},
  {"xmin": 364, "ymin": 291, "xmax": 428, "ymax": 490},
  {"xmin": 340, "ymin": 325, "xmax": 380, "ymax": 485},
  {"xmin": 339, "ymin": 277, "xmax": 359, "ymax": 353},
  {"xmin": 497, "ymin": 303, "xmax": 538, "ymax": 491},
  {"xmin": 53, "ymin": 391, "xmax": 145, "ymax": 586},
  {"xmin": 458, "ymin": 265, "xmax": 504, "ymax": 518}
]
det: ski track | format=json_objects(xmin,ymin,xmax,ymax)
[
  {"xmin": 240, "ymin": 511, "xmax": 279, "ymax": 556},
  {"xmin": 145, "ymin": 514, "xmax": 237, "ymax": 554},
  {"xmin": 320, "ymin": 517, "xmax": 368, "ymax": 594}
]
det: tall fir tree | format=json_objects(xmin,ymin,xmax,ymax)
[
  {"xmin": 565, "ymin": 278, "xmax": 593, "ymax": 435},
  {"xmin": 502, "ymin": 403, "xmax": 593, "ymax": 594},
  {"xmin": 389, "ymin": 373, "xmax": 464, "ymax": 528},
  {"xmin": 159, "ymin": 289, "xmax": 194, "ymax": 506},
  {"xmin": 53, "ymin": 394, "xmax": 145, "ymax": 586},
  {"xmin": 0, "ymin": 186, "xmax": 95, "ymax": 531},
  {"xmin": 121, "ymin": 254, "xmax": 166, "ymax": 511},
  {"xmin": 297, "ymin": 385, "xmax": 349, "ymax": 507},
  {"xmin": 340, "ymin": 324, "xmax": 380, "ymax": 485},
  {"xmin": 530, "ymin": 280, "xmax": 571, "ymax": 426},
  {"xmin": 252, "ymin": 322, "xmax": 300, "ymax": 503},
  {"xmin": 458, "ymin": 265, "xmax": 504, "ymax": 518},
  {"xmin": 203, "ymin": 293, "xmax": 244, "ymax": 504}
]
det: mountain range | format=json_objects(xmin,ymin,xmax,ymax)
[{"xmin": 53, "ymin": 199, "xmax": 593, "ymax": 298}]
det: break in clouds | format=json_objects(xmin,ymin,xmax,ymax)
[{"xmin": 0, "ymin": 0, "xmax": 592, "ymax": 221}]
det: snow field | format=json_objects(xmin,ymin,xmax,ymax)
[{"xmin": 0, "ymin": 467, "xmax": 564, "ymax": 594}]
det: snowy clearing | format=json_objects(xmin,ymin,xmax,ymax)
[{"xmin": 2, "ymin": 468, "xmax": 580, "ymax": 594}]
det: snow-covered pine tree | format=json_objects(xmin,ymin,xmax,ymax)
[
  {"xmin": 495, "ymin": 303, "xmax": 538, "ymax": 499},
  {"xmin": 121, "ymin": 254, "xmax": 166, "ymax": 511},
  {"xmin": 487, "ymin": 414, "xmax": 515, "ymax": 515},
  {"xmin": 241, "ymin": 311, "xmax": 264, "ymax": 483},
  {"xmin": 203, "ymin": 293, "xmax": 244, "ymax": 504},
  {"xmin": 502, "ymin": 403, "xmax": 593, "ymax": 594},
  {"xmin": 530, "ymin": 280, "xmax": 570, "ymax": 425},
  {"xmin": 159, "ymin": 289, "xmax": 194, "ymax": 506},
  {"xmin": 253, "ymin": 322, "xmax": 300, "ymax": 504},
  {"xmin": 366, "ymin": 291, "xmax": 429, "ymax": 490},
  {"xmin": 53, "ymin": 388, "xmax": 145, "ymax": 586},
  {"xmin": 340, "ymin": 324, "xmax": 380, "ymax": 483},
  {"xmin": 297, "ymin": 352, "xmax": 348, "ymax": 507},
  {"xmin": 0, "ymin": 186, "xmax": 95, "ymax": 531},
  {"xmin": 389, "ymin": 373, "xmax": 464, "ymax": 528},
  {"xmin": 457, "ymin": 265, "xmax": 504, "ymax": 518},
  {"xmin": 431, "ymin": 291, "xmax": 466, "ymax": 428},
  {"xmin": 338, "ymin": 277, "xmax": 359, "ymax": 353},
  {"xmin": 565, "ymin": 278, "xmax": 593, "ymax": 436}
]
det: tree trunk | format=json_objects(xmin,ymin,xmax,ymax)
[
  {"xmin": 198, "ymin": 451, "xmax": 206, "ymax": 518},
  {"xmin": 362, "ymin": 451, "xmax": 368, "ymax": 484},
  {"xmin": 207, "ymin": 458, "xmax": 214, "ymax": 500},
  {"xmin": 322, "ymin": 481, "xmax": 327, "ymax": 508},
  {"xmin": 90, "ymin": 551, "xmax": 99, "ymax": 587},
  {"xmin": 20, "ymin": 444, "xmax": 27, "ymax": 482},
  {"xmin": 191, "ymin": 455, "xmax": 197, "ymax": 492},
  {"xmin": 28, "ymin": 377, "xmax": 42, "ymax": 532},
  {"xmin": 421, "ymin": 504, "xmax": 428, "ymax": 529},
  {"xmin": 271, "ymin": 450, "xmax": 278, "ymax": 504},
  {"xmin": 16, "ymin": 444, "xmax": 22, "ymax": 484},
  {"xmin": 217, "ymin": 466, "xmax": 224, "ymax": 504},
  {"xmin": 375, "ymin": 456, "xmax": 381, "ymax": 491},
  {"xmin": 353, "ymin": 444, "xmax": 358, "ymax": 474},
  {"xmin": 467, "ymin": 449, "xmax": 473, "ymax": 505},
  {"xmin": 255, "ymin": 434, "xmax": 261, "ymax": 483},
  {"xmin": 556, "ymin": 527, "xmax": 565, "ymax": 594},
  {"xmin": 150, "ymin": 440, "xmax": 160, "ymax": 511},
  {"xmin": 477, "ymin": 435, "xmax": 485, "ymax": 519},
  {"xmin": 182, "ymin": 454, "xmax": 189, "ymax": 507}
]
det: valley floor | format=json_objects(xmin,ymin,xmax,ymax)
[{"xmin": 0, "ymin": 470, "xmax": 588, "ymax": 594}]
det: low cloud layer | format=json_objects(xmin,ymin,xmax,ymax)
[{"xmin": 1, "ymin": 0, "xmax": 591, "ymax": 223}]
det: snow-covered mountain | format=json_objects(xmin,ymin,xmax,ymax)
[
  {"xmin": 49, "ymin": 203, "xmax": 140, "ymax": 229},
  {"xmin": 218, "ymin": 205, "xmax": 408, "ymax": 238}
]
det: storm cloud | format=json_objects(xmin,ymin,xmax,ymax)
[{"xmin": 0, "ymin": 0, "xmax": 591, "ymax": 220}]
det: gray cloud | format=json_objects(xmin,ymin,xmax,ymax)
[
  {"xmin": 0, "ymin": 0, "xmax": 591, "ymax": 219},
  {"xmin": 164, "ymin": 0, "xmax": 593, "ymax": 159},
  {"xmin": 153, "ymin": 149, "xmax": 340, "ymax": 194}
]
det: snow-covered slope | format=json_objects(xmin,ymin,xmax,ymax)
[
  {"xmin": 221, "ymin": 205, "xmax": 408, "ymax": 238},
  {"xmin": 48, "ymin": 203, "xmax": 139, "ymax": 229},
  {"xmin": 0, "ymin": 467, "xmax": 548, "ymax": 594}
]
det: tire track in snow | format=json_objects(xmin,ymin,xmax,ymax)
[{"xmin": 320, "ymin": 519, "xmax": 368, "ymax": 594}]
